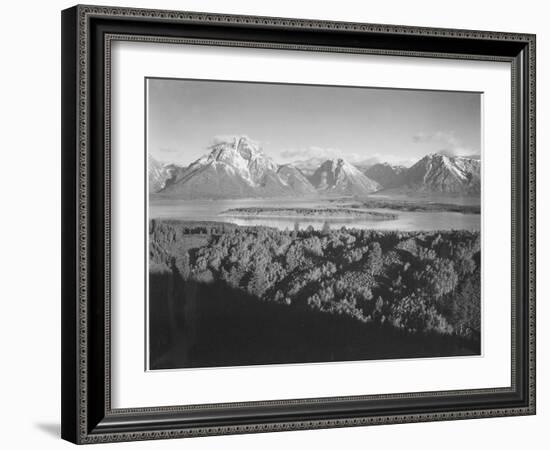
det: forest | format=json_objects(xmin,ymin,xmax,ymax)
[
  {"xmin": 329, "ymin": 198, "xmax": 481, "ymax": 214},
  {"xmin": 220, "ymin": 206, "xmax": 397, "ymax": 219},
  {"xmin": 149, "ymin": 219, "xmax": 481, "ymax": 369}
]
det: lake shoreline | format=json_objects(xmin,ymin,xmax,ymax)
[
  {"xmin": 219, "ymin": 206, "xmax": 398, "ymax": 221},
  {"xmin": 149, "ymin": 196, "xmax": 481, "ymax": 232}
]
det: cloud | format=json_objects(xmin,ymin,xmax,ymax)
[
  {"xmin": 278, "ymin": 146, "xmax": 415, "ymax": 167},
  {"xmin": 366, "ymin": 153, "xmax": 416, "ymax": 167},
  {"xmin": 412, "ymin": 131, "xmax": 473, "ymax": 157},
  {"xmin": 280, "ymin": 146, "xmax": 374, "ymax": 164},
  {"xmin": 436, "ymin": 148, "xmax": 457, "ymax": 157},
  {"xmin": 210, "ymin": 134, "xmax": 261, "ymax": 147},
  {"xmin": 413, "ymin": 131, "xmax": 460, "ymax": 146},
  {"xmin": 279, "ymin": 146, "xmax": 340, "ymax": 160}
]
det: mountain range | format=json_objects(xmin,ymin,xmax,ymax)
[
  {"xmin": 153, "ymin": 136, "xmax": 319, "ymax": 198},
  {"xmin": 149, "ymin": 136, "xmax": 481, "ymax": 198}
]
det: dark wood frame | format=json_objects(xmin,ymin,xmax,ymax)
[{"xmin": 61, "ymin": 4, "xmax": 536, "ymax": 444}]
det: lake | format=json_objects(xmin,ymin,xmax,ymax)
[{"xmin": 149, "ymin": 196, "xmax": 481, "ymax": 232}]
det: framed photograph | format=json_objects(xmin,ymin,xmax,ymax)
[{"xmin": 61, "ymin": 5, "xmax": 536, "ymax": 444}]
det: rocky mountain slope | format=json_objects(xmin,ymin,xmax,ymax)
[
  {"xmin": 149, "ymin": 137, "xmax": 481, "ymax": 198},
  {"xmin": 156, "ymin": 136, "xmax": 317, "ymax": 199},
  {"xmin": 398, "ymin": 153, "xmax": 480, "ymax": 194},
  {"xmin": 309, "ymin": 158, "xmax": 380, "ymax": 196},
  {"xmin": 148, "ymin": 155, "xmax": 183, "ymax": 194},
  {"xmin": 364, "ymin": 163, "xmax": 408, "ymax": 189},
  {"xmin": 277, "ymin": 164, "xmax": 318, "ymax": 195}
]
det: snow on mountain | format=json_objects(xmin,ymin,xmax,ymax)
[
  {"xmin": 310, "ymin": 158, "xmax": 381, "ymax": 196},
  {"xmin": 148, "ymin": 155, "xmax": 183, "ymax": 193},
  {"xmin": 151, "ymin": 137, "xmax": 481, "ymax": 199},
  {"xmin": 159, "ymin": 136, "xmax": 314, "ymax": 199},
  {"xmin": 399, "ymin": 153, "xmax": 480, "ymax": 194}
]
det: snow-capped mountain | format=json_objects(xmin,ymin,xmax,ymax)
[
  {"xmin": 399, "ymin": 153, "xmax": 480, "ymax": 194},
  {"xmin": 310, "ymin": 159, "xmax": 380, "ymax": 196},
  {"xmin": 151, "ymin": 136, "xmax": 481, "ymax": 199},
  {"xmin": 363, "ymin": 163, "xmax": 407, "ymax": 188},
  {"xmin": 158, "ymin": 136, "xmax": 316, "ymax": 199},
  {"xmin": 294, "ymin": 156, "xmax": 381, "ymax": 177},
  {"xmin": 148, "ymin": 155, "xmax": 183, "ymax": 193}
]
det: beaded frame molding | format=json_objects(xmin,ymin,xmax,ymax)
[{"xmin": 61, "ymin": 4, "xmax": 536, "ymax": 444}]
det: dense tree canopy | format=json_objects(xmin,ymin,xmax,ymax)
[{"xmin": 150, "ymin": 220, "xmax": 481, "ymax": 341}]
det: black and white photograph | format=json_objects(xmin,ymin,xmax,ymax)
[{"xmin": 147, "ymin": 78, "xmax": 482, "ymax": 370}]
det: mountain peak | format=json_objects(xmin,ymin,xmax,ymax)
[
  {"xmin": 423, "ymin": 152, "xmax": 449, "ymax": 161},
  {"xmin": 209, "ymin": 135, "xmax": 262, "ymax": 162},
  {"xmin": 157, "ymin": 136, "xmax": 316, "ymax": 199},
  {"xmin": 311, "ymin": 158, "xmax": 380, "ymax": 196},
  {"xmin": 424, "ymin": 152, "xmax": 478, "ymax": 162},
  {"xmin": 403, "ymin": 152, "xmax": 480, "ymax": 194}
]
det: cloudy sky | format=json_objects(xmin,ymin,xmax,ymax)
[{"xmin": 147, "ymin": 77, "xmax": 481, "ymax": 167}]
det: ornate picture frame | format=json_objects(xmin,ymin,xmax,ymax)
[{"xmin": 61, "ymin": 5, "xmax": 535, "ymax": 444}]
